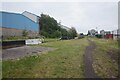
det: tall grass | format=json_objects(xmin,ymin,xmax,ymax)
[{"xmin": 91, "ymin": 38, "xmax": 119, "ymax": 78}]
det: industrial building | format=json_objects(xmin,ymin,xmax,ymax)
[{"xmin": 0, "ymin": 11, "xmax": 40, "ymax": 38}]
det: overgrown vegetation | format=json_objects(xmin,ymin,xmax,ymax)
[
  {"xmin": 91, "ymin": 38, "xmax": 119, "ymax": 78},
  {"xmin": 22, "ymin": 29, "xmax": 28, "ymax": 37},
  {"xmin": 2, "ymin": 38, "xmax": 89, "ymax": 78},
  {"xmin": 2, "ymin": 36, "xmax": 38, "ymax": 41},
  {"xmin": 2, "ymin": 36, "xmax": 29, "ymax": 41},
  {"xmin": 39, "ymin": 13, "xmax": 77, "ymax": 38}
]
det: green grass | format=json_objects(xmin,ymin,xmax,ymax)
[
  {"xmin": 43, "ymin": 38, "xmax": 59, "ymax": 43},
  {"xmin": 0, "ymin": 60, "xmax": 2, "ymax": 79},
  {"xmin": 91, "ymin": 38, "xmax": 119, "ymax": 78},
  {"xmin": 2, "ymin": 38, "xmax": 89, "ymax": 78}
]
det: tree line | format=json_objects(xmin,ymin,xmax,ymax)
[{"xmin": 39, "ymin": 13, "xmax": 77, "ymax": 39}]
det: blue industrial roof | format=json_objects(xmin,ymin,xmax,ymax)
[{"xmin": 0, "ymin": 11, "xmax": 39, "ymax": 32}]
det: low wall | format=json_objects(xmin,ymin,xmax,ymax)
[
  {"xmin": 2, "ymin": 40, "xmax": 25, "ymax": 49},
  {"xmin": 25, "ymin": 39, "xmax": 42, "ymax": 45},
  {"xmin": 1, "ymin": 27, "xmax": 39, "ymax": 38}
]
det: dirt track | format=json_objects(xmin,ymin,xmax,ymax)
[{"xmin": 84, "ymin": 38, "xmax": 99, "ymax": 78}]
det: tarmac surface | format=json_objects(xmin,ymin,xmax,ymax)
[{"xmin": 2, "ymin": 46, "xmax": 54, "ymax": 60}]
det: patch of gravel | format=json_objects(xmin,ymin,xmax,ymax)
[{"xmin": 2, "ymin": 46, "xmax": 54, "ymax": 60}]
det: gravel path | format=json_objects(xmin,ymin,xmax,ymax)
[
  {"xmin": 2, "ymin": 46, "xmax": 54, "ymax": 60},
  {"xmin": 84, "ymin": 38, "xmax": 99, "ymax": 78}
]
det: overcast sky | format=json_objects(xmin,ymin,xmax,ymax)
[{"xmin": 1, "ymin": 2, "xmax": 118, "ymax": 34}]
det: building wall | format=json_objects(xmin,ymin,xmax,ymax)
[
  {"xmin": 0, "ymin": 11, "xmax": 39, "ymax": 38},
  {"xmin": 105, "ymin": 34, "xmax": 113, "ymax": 39},
  {"xmin": 1, "ymin": 27, "xmax": 23, "ymax": 37},
  {"xmin": 111, "ymin": 29, "xmax": 120, "ymax": 40},
  {"xmin": 1, "ymin": 27, "xmax": 38, "ymax": 37},
  {"xmin": 22, "ymin": 11, "xmax": 38, "ymax": 23},
  {"xmin": 100, "ymin": 30, "xmax": 105, "ymax": 38},
  {"xmin": 0, "ymin": 12, "xmax": 39, "ymax": 32}
]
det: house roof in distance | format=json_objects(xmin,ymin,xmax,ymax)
[{"xmin": 61, "ymin": 25, "xmax": 71, "ymax": 31}]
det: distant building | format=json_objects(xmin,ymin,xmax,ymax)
[
  {"xmin": 100, "ymin": 30, "xmax": 105, "ymax": 38},
  {"xmin": 78, "ymin": 33, "xmax": 84, "ymax": 39},
  {"xmin": 88, "ymin": 29, "xmax": 98, "ymax": 36},
  {"xmin": 58, "ymin": 21, "xmax": 70, "ymax": 31},
  {"xmin": 58, "ymin": 23, "xmax": 70, "ymax": 31},
  {"xmin": 104, "ymin": 31, "xmax": 111, "ymax": 35},
  {"xmin": 0, "ymin": 11, "xmax": 40, "ymax": 38},
  {"xmin": 105, "ymin": 33, "xmax": 113, "ymax": 39},
  {"xmin": 100, "ymin": 30, "xmax": 113, "ymax": 39},
  {"xmin": 61, "ymin": 25, "xmax": 71, "ymax": 31},
  {"xmin": 112, "ymin": 29, "xmax": 120, "ymax": 40}
]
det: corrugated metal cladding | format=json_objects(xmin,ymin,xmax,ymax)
[
  {"xmin": 22, "ymin": 11, "xmax": 38, "ymax": 23},
  {"xmin": 0, "ymin": 11, "xmax": 39, "ymax": 32}
]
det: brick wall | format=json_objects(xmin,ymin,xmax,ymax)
[{"xmin": 1, "ymin": 27, "xmax": 39, "ymax": 37}]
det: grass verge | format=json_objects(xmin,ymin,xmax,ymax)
[
  {"xmin": 91, "ymin": 38, "xmax": 119, "ymax": 78},
  {"xmin": 2, "ymin": 38, "xmax": 89, "ymax": 78}
]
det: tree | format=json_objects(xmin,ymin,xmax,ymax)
[
  {"xmin": 68, "ymin": 27, "xmax": 77, "ymax": 38},
  {"xmin": 53, "ymin": 30, "xmax": 61, "ymax": 38},
  {"xmin": 22, "ymin": 30, "xmax": 28, "ymax": 37},
  {"xmin": 39, "ymin": 13, "xmax": 61, "ymax": 38},
  {"xmin": 87, "ymin": 30, "xmax": 91, "ymax": 35},
  {"xmin": 39, "ymin": 13, "xmax": 77, "ymax": 39}
]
